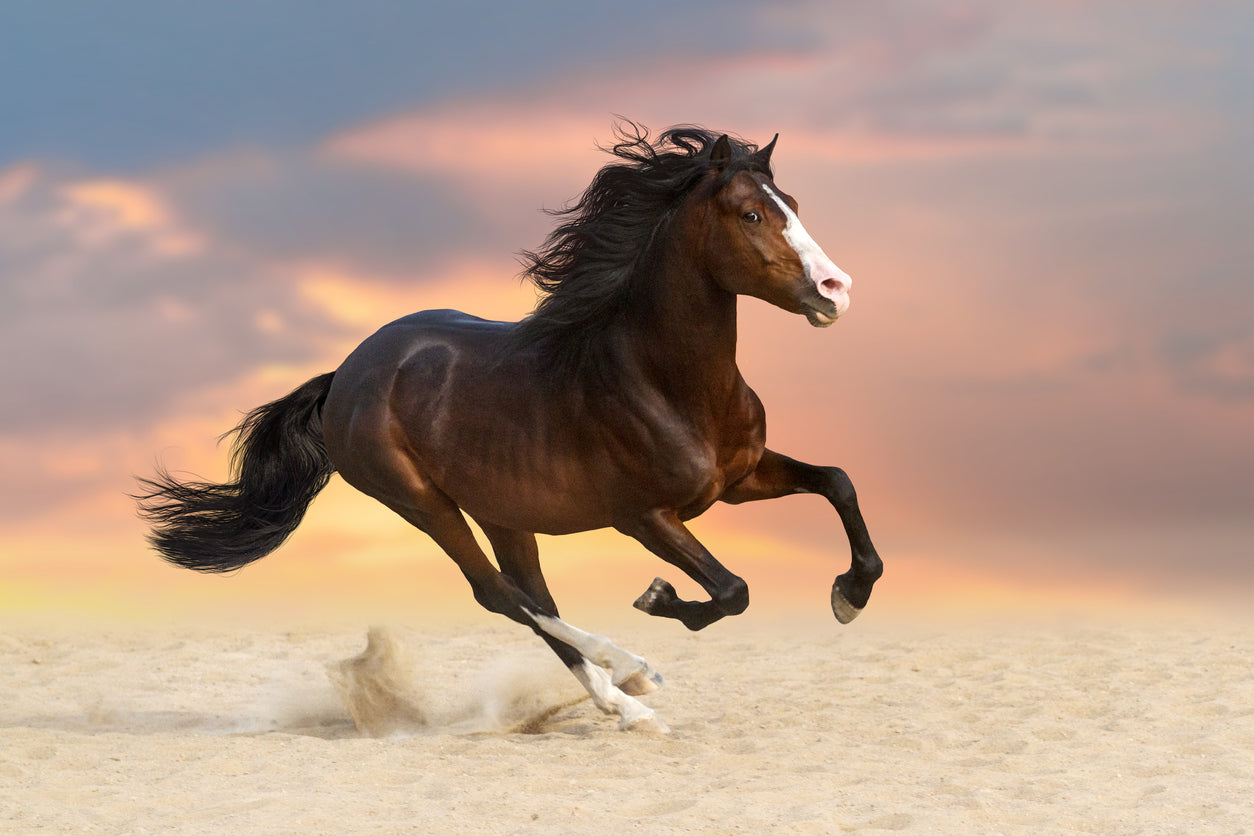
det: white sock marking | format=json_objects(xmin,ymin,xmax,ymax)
[
  {"xmin": 527, "ymin": 610, "xmax": 655, "ymax": 687},
  {"xmin": 571, "ymin": 660, "xmax": 662, "ymax": 730},
  {"xmin": 527, "ymin": 610, "xmax": 666, "ymax": 729}
]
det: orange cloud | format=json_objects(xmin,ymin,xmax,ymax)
[
  {"xmin": 297, "ymin": 259, "xmax": 536, "ymax": 334},
  {"xmin": 325, "ymin": 103, "xmax": 607, "ymax": 182},
  {"xmin": 58, "ymin": 178, "xmax": 204, "ymax": 256},
  {"xmin": 0, "ymin": 163, "xmax": 39, "ymax": 205}
]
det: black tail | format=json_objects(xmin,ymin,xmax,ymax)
[{"xmin": 136, "ymin": 372, "xmax": 337, "ymax": 573}]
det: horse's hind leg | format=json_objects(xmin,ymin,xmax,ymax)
[
  {"xmin": 475, "ymin": 518, "xmax": 662, "ymax": 697},
  {"xmin": 388, "ymin": 495, "xmax": 664, "ymax": 729},
  {"xmin": 474, "ymin": 520, "xmax": 559, "ymax": 616}
]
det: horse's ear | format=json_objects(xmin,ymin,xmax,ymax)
[
  {"xmin": 710, "ymin": 134, "xmax": 732, "ymax": 169},
  {"xmin": 752, "ymin": 133, "xmax": 778, "ymax": 171}
]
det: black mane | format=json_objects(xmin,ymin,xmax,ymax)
[{"xmin": 507, "ymin": 122, "xmax": 770, "ymax": 379}]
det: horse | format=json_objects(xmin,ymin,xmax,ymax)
[{"xmin": 136, "ymin": 124, "xmax": 882, "ymax": 731}]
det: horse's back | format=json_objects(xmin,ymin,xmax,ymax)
[
  {"xmin": 334, "ymin": 308, "xmax": 512, "ymax": 376},
  {"xmin": 386, "ymin": 309, "xmax": 512, "ymax": 335}
]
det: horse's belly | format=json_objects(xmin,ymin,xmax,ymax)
[
  {"xmin": 432, "ymin": 417, "xmax": 761, "ymax": 535},
  {"xmin": 447, "ymin": 389, "xmax": 767, "ymax": 532},
  {"xmin": 429, "ymin": 444, "xmax": 611, "ymax": 534}
]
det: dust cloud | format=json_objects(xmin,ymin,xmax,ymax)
[{"xmin": 327, "ymin": 626, "xmax": 587, "ymax": 736}]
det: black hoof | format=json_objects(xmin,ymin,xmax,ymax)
[
  {"xmin": 633, "ymin": 577, "xmax": 677, "ymax": 615},
  {"xmin": 832, "ymin": 572, "xmax": 872, "ymax": 624}
]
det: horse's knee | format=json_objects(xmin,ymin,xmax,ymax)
[
  {"xmin": 716, "ymin": 576, "xmax": 749, "ymax": 616},
  {"xmin": 824, "ymin": 466, "xmax": 857, "ymax": 508}
]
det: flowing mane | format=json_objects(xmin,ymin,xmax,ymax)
[{"xmin": 508, "ymin": 122, "xmax": 771, "ymax": 377}]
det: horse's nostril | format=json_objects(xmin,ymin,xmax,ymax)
[{"xmin": 820, "ymin": 277, "xmax": 845, "ymax": 295}]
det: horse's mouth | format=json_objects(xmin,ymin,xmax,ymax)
[
  {"xmin": 804, "ymin": 302, "xmax": 841, "ymax": 328},
  {"xmin": 797, "ymin": 282, "xmax": 845, "ymax": 327}
]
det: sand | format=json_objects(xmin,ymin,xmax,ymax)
[{"xmin": 2, "ymin": 611, "xmax": 1252, "ymax": 834}]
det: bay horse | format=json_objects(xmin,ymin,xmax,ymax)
[{"xmin": 137, "ymin": 125, "xmax": 882, "ymax": 731}]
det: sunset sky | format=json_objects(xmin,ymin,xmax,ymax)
[{"xmin": 2, "ymin": 1, "xmax": 1251, "ymax": 623}]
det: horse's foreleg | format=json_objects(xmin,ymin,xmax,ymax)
[
  {"xmin": 625, "ymin": 510, "xmax": 749, "ymax": 631},
  {"xmin": 721, "ymin": 449, "xmax": 882, "ymax": 623}
]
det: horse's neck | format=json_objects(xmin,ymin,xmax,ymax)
[{"xmin": 627, "ymin": 253, "xmax": 743, "ymax": 414}]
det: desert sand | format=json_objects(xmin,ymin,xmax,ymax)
[{"xmin": 2, "ymin": 610, "xmax": 1251, "ymax": 834}]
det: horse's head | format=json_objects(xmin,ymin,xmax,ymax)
[{"xmin": 694, "ymin": 135, "xmax": 850, "ymax": 327}]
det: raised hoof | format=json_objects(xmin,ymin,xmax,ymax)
[
  {"xmin": 831, "ymin": 578, "xmax": 863, "ymax": 625},
  {"xmin": 633, "ymin": 577, "xmax": 677, "ymax": 615},
  {"xmin": 616, "ymin": 667, "xmax": 663, "ymax": 696},
  {"xmin": 620, "ymin": 711, "xmax": 670, "ymax": 734}
]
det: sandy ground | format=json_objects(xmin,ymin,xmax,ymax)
[{"xmin": 2, "ymin": 611, "xmax": 1252, "ymax": 834}]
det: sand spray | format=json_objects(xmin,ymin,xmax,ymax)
[{"xmin": 327, "ymin": 626, "xmax": 588, "ymax": 736}]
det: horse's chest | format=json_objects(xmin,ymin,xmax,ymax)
[{"xmin": 673, "ymin": 392, "xmax": 766, "ymax": 518}]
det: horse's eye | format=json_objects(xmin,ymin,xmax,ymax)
[{"xmin": 742, "ymin": 211, "xmax": 761, "ymax": 224}]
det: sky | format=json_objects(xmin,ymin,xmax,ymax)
[{"xmin": 2, "ymin": 0, "xmax": 1251, "ymax": 624}]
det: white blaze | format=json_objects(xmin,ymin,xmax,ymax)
[{"xmin": 762, "ymin": 184, "xmax": 851, "ymax": 317}]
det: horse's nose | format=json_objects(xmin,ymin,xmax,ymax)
[{"xmin": 817, "ymin": 266, "xmax": 851, "ymax": 304}]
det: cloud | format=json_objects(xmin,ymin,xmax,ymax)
[
  {"xmin": 321, "ymin": 0, "xmax": 1239, "ymax": 180},
  {"xmin": 0, "ymin": 163, "xmax": 345, "ymax": 436},
  {"xmin": 164, "ymin": 150, "xmax": 497, "ymax": 280},
  {"xmin": 0, "ymin": 137, "xmax": 537, "ymax": 443},
  {"xmin": 1159, "ymin": 325, "xmax": 1254, "ymax": 403}
]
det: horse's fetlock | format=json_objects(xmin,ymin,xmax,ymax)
[
  {"xmin": 717, "ymin": 577, "xmax": 749, "ymax": 616},
  {"xmin": 861, "ymin": 552, "xmax": 884, "ymax": 582}
]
